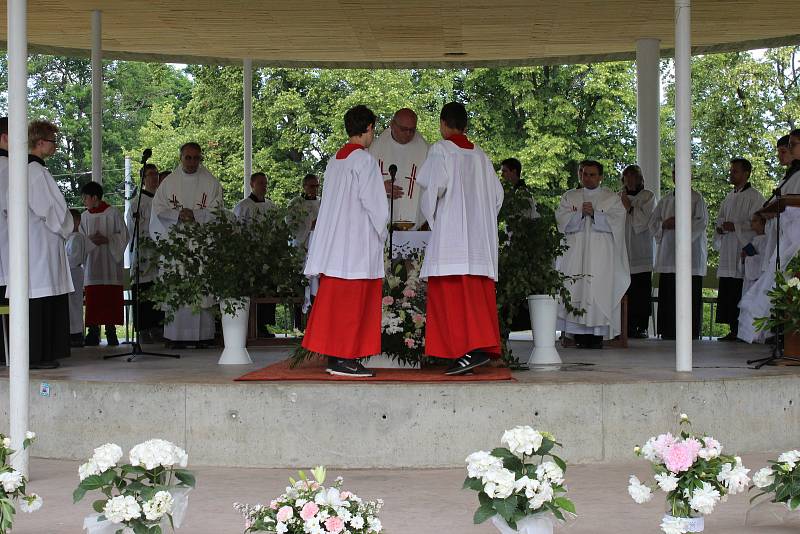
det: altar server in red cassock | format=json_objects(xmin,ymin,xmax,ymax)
[
  {"xmin": 302, "ymin": 105, "xmax": 389, "ymax": 377},
  {"xmin": 416, "ymin": 102, "xmax": 504, "ymax": 376}
]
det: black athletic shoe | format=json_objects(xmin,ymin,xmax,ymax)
[
  {"xmin": 85, "ymin": 326, "xmax": 101, "ymax": 346},
  {"xmin": 326, "ymin": 358, "xmax": 375, "ymax": 377},
  {"xmin": 445, "ymin": 352, "xmax": 491, "ymax": 376},
  {"xmin": 105, "ymin": 330, "xmax": 119, "ymax": 347}
]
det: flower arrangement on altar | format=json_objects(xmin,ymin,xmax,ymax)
[
  {"xmin": 628, "ymin": 414, "xmax": 750, "ymax": 534},
  {"xmin": 754, "ymin": 253, "xmax": 800, "ymax": 335},
  {"xmin": 74, "ymin": 439, "xmax": 196, "ymax": 534},
  {"xmin": 750, "ymin": 449, "xmax": 800, "ymax": 510},
  {"xmin": 379, "ymin": 250, "xmax": 429, "ymax": 366},
  {"xmin": 0, "ymin": 431, "xmax": 42, "ymax": 533},
  {"xmin": 234, "ymin": 466, "xmax": 384, "ymax": 534},
  {"xmin": 464, "ymin": 426, "xmax": 575, "ymax": 533}
]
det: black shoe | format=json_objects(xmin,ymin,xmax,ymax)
[
  {"xmin": 85, "ymin": 326, "xmax": 101, "ymax": 346},
  {"xmin": 445, "ymin": 352, "xmax": 491, "ymax": 376},
  {"xmin": 30, "ymin": 361, "xmax": 60, "ymax": 370},
  {"xmin": 105, "ymin": 329, "xmax": 119, "ymax": 347},
  {"xmin": 326, "ymin": 358, "xmax": 375, "ymax": 377}
]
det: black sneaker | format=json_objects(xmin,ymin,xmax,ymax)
[
  {"xmin": 327, "ymin": 358, "xmax": 375, "ymax": 377},
  {"xmin": 105, "ymin": 331, "xmax": 119, "ymax": 347},
  {"xmin": 85, "ymin": 326, "xmax": 101, "ymax": 346},
  {"xmin": 445, "ymin": 352, "xmax": 491, "ymax": 376}
]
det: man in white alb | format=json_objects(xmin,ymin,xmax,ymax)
[{"xmin": 150, "ymin": 142, "xmax": 223, "ymax": 347}]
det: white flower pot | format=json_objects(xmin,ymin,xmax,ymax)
[
  {"xmin": 527, "ymin": 295, "xmax": 561, "ymax": 368},
  {"xmin": 218, "ymin": 298, "xmax": 252, "ymax": 365},
  {"xmin": 491, "ymin": 514, "xmax": 554, "ymax": 534},
  {"xmin": 663, "ymin": 514, "xmax": 704, "ymax": 532}
]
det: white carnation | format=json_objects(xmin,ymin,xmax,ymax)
[
  {"xmin": 641, "ymin": 438, "xmax": 661, "ymax": 463},
  {"xmin": 654, "ymin": 472, "xmax": 679, "ymax": 492},
  {"xmin": 142, "ymin": 490, "xmax": 173, "ymax": 521},
  {"xmin": 628, "ymin": 475, "xmax": 653, "ymax": 504},
  {"xmin": 688, "ymin": 482, "xmax": 720, "ymax": 515},
  {"xmin": 660, "ymin": 515, "xmax": 689, "ymax": 534},
  {"xmin": 535, "ymin": 461, "xmax": 564, "ymax": 485},
  {"xmin": 129, "ymin": 439, "xmax": 188, "ymax": 470},
  {"xmin": 92, "ymin": 443, "xmax": 123, "ymax": 472},
  {"xmin": 20, "ymin": 493, "xmax": 43, "ymax": 513},
  {"xmin": 79, "ymin": 459, "xmax": 101, "ymax": 481},
  {"xmin": 0, "ymin": 470, "xmax": 24, "ymax": 493},
  {"xmin": 349, "ymin": 515, "xmax": 365, "ymax": 529},
  {"xmin": 501, "ymin": 426, "xmax": 544, "ymax": 457},
  {"xmin": 717, "ymin": 459, "xmax": 750, "ymax": 495},
  {"xmin": 103, "ymin": 495, "xmax": 142, "ymax": 523},
  {"xmin": 753, "ymin": 467, "xmax": 775, "ymax": 488},
  {"xmin": 24, "ymin": 431, "xmax": 36, "ymax": 440},
  {"xmin": 465, "ymin": 450, "xmax": 504, "ymax": 481},
  {"xmin": 482, "ymin": 467, "xmax": 516, "ymax": 499},
  {"xmin": 778, "ymin": 450, "xmax": 800, "ymax": 470},
  {"xmin": 368, "ymin": 516, "xmax": 383, "ymax": 532}
]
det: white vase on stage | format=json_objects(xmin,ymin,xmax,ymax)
[
  {"xmin": 218, "ymin": 298, "xmax": 252, "ymax": 365},
  {"xmin": 491, "ymin": 514, "xmax": 554, "ymax": 534},
  {"xmin": 527, "ymin": 295, "xmax": 561, "ymax": 367},
  {"xmin": 663, "ymin": 514, "xmax": 704, "ymax": 532}
]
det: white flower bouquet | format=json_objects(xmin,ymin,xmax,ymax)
[
  {"xmin": 629, "ymin": 414, "xmax": 750, "ymax": 534},
  {"xmin": 234, "ymin": 466, "xmax": 383, "ymax": 534},
  {"xmin": 750, "ymin": 449, "xmax": 800, "ymax": 510},
  {"xmin": 464, "ymin": 426, "xmax": 575, "ymax": 533},
  {"xmin": 0, "ymin": 431, "xmax": 42, "ymax": 533},
  {"xmin": 74, "ymin": 439, "xmax": 195, "ymax": 534}
]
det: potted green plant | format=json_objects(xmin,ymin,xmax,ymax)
[
  {"xmin": 147, "ymin": 207, "xmax": 304, "ymax": 364},
  {"xmin": 754, "ymin": 252, "xmax": 800, "ymax": 356}
]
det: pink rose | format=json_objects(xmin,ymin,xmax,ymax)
[
  {"xmin": 270, "ymin": 500, "xmax": 279, "ymax": 510},
  {"xmin": 300, "ymin": 502, "xmax": 319, "ymax": 521},
  {"xmin": 664, "ymin": 441, "xmax": 700, "ymax": 473},
  {"xmin": 325, "ymin": 516, "xmax": 345, "ymax": 534},
  {"xmin": 277, "ymin": 506, "xmax": 294, "ymax": 522},
  {"xmin": 382, "ymin": 296, "xmax": 394, "ymax": 306},
  {"xmin": 339, "ymin": 491, "xmax": 353, "ymax": 500},
  {"xmin": 412, "ymin": 313, "xmax": 424, "ymax": 324},
  {"xmin": 402, "ymin": 288, "xmax": 416, "ymax": 298},
  {"xmin": 404, "ymin": 338, "xmax": 415, "ymax": 348}
]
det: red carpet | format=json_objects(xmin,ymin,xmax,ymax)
[{"xmin": 235, "ymin": 357, "xmax": 514, "ymax": 382}]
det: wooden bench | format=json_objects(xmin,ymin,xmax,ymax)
[{"xmin": 247, "ymin": 296, "xmax": 305, "ymax": 347}]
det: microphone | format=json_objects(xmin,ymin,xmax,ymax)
[
  {"xmin": 388, "ymin": 164, "xmax": 397, "ymax": 180},
  {"xmin": 140, "ymin": 148, "xmax": 153, "ymax": 165}
]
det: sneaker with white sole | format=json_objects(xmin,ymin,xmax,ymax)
[
  {"xmin": 327, "ymin": 358, "xmax": 375, "ymax": 377},
  {"xmin": 444, "ymin": 352, "xmax": 491, "ymax": 376}
]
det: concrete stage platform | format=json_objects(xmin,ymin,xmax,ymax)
[{"xmin": 0, "ymin": 337, "xmax": 798, "ymax": 468}]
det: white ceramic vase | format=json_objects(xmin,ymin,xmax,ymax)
[
  {"xmin": 218, "ymin": 298, "xmax": 252, "ymax": 365},
  {"xmin": 527, "ymin": 295, "xmax": 561, "ymax": 368},
  {"xmin": 491, "ymin": 514, "xmax": 554, "ymax": 534},
  {"xmin": 663, "ymin": 513, "xmax": 704, "ymax": 532}
]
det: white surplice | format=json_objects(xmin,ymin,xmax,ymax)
[
  {"xmin": 286, "ymin": 196, "xmax": 321, "ymax": 253},
  {"xmin": 66, "ymin": 231, "xmax": 93, "ymax": 334},
  {"xmin": 149, "ymin": 164, "xmax": 223, "ymax": 341},
  {"xmin": 649, "ymin": 189, "xmax": 709, "ymax": 277},
  {"xmin": 555, "ymin": 187, "xmax": 630, "ymax": 338},
  {"xmin": 712, "ymin": 184, "xmax": 765, "ymax": 279},
  {"xmin": 233, "ymin": 194, "xmax": 276, "ymax": 222},
  {"xmin": 304, "ymin": 148, "xmax": 388, "ymax": 280},
  {"xmin": 742, "ymin": 233, "xmax": 767, "ymax": 296},
  {"xmin": 81, "ymin": 205, "xmax": 128, "ymax": 286},
  {"xmin": 416, "ymin": 139, "xmax": 504, "ymax": 280},
  {"xmin": 126, "ymin": 191, "xmax": 157, "ymax": 284},
  {"xmin": 624, "ymin": 189, "xmax": 655, "ymax": 274},
  {"xmin": 368, "ymin": 129, "xmax": 429, "ymax": 229}
]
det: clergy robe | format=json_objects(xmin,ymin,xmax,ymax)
[
  {"xmin": 66, "ymin": 231, "xmax": 93, "ymax": 334},
  {"xmin": 712, "ymin": 183, "xmax": 765, "ymax": 332},
  {"xmin": 742, "ymin": 233, "xmax": 767, "ymax": 297},
  {"xmin": 623, "ymin": 188, "xmax": 656, "ymax": 335},
  {"xmin": 368, "ymin": 129, "xmax": 429, "ymax": 229},
  {"xmin": 302, "ymin": 144, "xmax": 388, "ymax": 358},
  {"xmin": 150, "ymin": 164, "xmax": 223, "ymax": 342},
  {"xmin": 416, "ymin": 134, "xmax": 504, "ymax": 359},
  {"xmin": 649, "ymin": 189, "xmax": 709, "ymax": 338},
  {"xmin": 555, "ymin": 186, "xmax": 630, "ymax": 339},
  {"xmin": 81, "ymin": 202, "xmax": 128, "ymax": 327},
  {"xmin": 126, "ymin": 190, "xmax": 164, "ymax": 331},
  {"xmin": 286, "ymin": 195, "xmax": 321, "ymax": 254}
]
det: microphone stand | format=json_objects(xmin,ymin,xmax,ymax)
[
  {"xmin": 388, "ymin": 165, "xmax": 397, "ymax": 260},
  {"xmin": 106, "ymin": 159, "xmax": 179, "ymax": 362}
]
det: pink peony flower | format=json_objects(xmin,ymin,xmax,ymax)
[
  {"xmin": 402, "ymin": 288, "xmax": 416, "ymax": 298},
  {"xmin": 325, "ymin": 516, "xmax": 345, "ymax": 533},
  {"xmin": 404, "ymin": 338, "xmax": 415, "ymax": 348},
  {"xmin": 276, "ymin": 505, "xmax": 294, "ymax": 522},
  {"xmin": 652, "ymin": 433, "xmax": 678, "ymax": 459},
  {"xmin": 300, "ymin": 502, "xmax": 319, "ymax": 521},
  {"xmin": 382, "ymin": 296, "xmax": 394, "ymax": 306},
  {"xmin": 664, "ymin": 440, "xmax": 701, "ymax": 473}
]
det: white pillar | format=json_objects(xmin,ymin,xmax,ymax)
[
  {"xmin": 8, "ymin": 0, "xmax": 30, "ymax": 475},
  {"xmin": 674, "ymin": 0, "xmax": 693, "ymax": 372},
  {"xmin": 636, "ymin": 38, "xmax": 661, "ymax": 200},
  {"xmin": 91, "ymin": 10, "xmax": 102, "ymax": 184},
  {"xmin": 243, "ymin": 58, "xmax": 253, "ymax": 198}
]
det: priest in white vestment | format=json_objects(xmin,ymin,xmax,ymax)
[
  {"xmin": 286, "ymin": 174, "xmax": 321, "ymax": 328},
  {"xmin": 712, "ymin": 158, "xmax": 765, "ymax": 340},
  {"xmin": 649, "ymin": 179, "xmax": 709, "ymax": 339},
  {"xmin": 150, "ymin": 142, "xmax": 223, "ymax": 346},
  {"xmin": 417, "ymin": 102, "xmax": 504, "ymax": 375},
  {"xmin": 368, "ymin": 108, "xmax": 429, "ymax": 229},
  {"xmin": 620, "ymin": 164, "xmax": 655, "ymax": 339},
  {"xmin": 556, "ymin": 160, "xmax": 629, "ymax": 348},
  {"xmin": 302, "ymin": 105, "xmax": 388, "ymax": 377}
]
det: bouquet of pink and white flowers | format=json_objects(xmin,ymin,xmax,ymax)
[
  {"xmin": 464, "ymin": 426, "xmax": 575, "ymax": 533},
  {"xmin": 629, "ymin": 414, "xmax": 750, "ymax": 534},
  {"xmin": 0, "ymin": 431, "xmax": 42, "ymax": 533},
  {"xmin": 750, "ymin": 449, "xmax": 800, "ymax": 510},
  {"xmin": 380, "ymin": 250, "xmax": 428, "ymax": 366},
  {"xmin": 234, "ymin": 466, "xmax": 384, "ymax": 534}
]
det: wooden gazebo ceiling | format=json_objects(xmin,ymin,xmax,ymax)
[{"xmin": 2, "ymin": 0, "xmax": 799, "ymax": 67}]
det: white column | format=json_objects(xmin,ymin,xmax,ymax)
[
  {"xmin": 243, "ymin": 58, "xmax": 253, "ymax": 198},
  {"xmin": 8, "ymin": 0, "xmax": 30, "ymax": 475},
  {"xmin": 91, "ymin": 10, "xmax": 102, "ymax": 184},
  {"xmin": 674, "ymin": 0, "xmax": 693, "ymax": 372},
  {"xmin": 636, "ymin": 38, "xmax": 661, "ymax": 200}
]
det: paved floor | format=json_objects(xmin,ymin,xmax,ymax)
[{"xmin": 12, "ymin": 453, "xmax": 797, "ymax": 533}]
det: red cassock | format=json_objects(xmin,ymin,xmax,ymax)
[
  {"xmin": 84, "ymin": 284, "xmax": 124, "ymax": 326},
  {"xmin": 424, "ymin": 274, "xmax": 501, "ymax": 359},
  {"xmin": 302, "ymin": 275, "xmax": 382, "ymax": 359}
]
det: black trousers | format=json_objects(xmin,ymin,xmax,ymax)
[
  {"xmin": 29, "ymin": 294, "xmax": 70, "ymax": 363},
  {"xmin": 657, "ymin": 273, "xmax": 703, "ymax": 339},
  {"xmin": 716, "ymin": 277, "xmax": 744, "ymax": 333},
  {"xmin": 626, "ymin": 272, "xmax": 652, "ymax": 333},
  {"xmin": 131, "ymin": 281, "xmax": 164, "ymax": 331}
]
